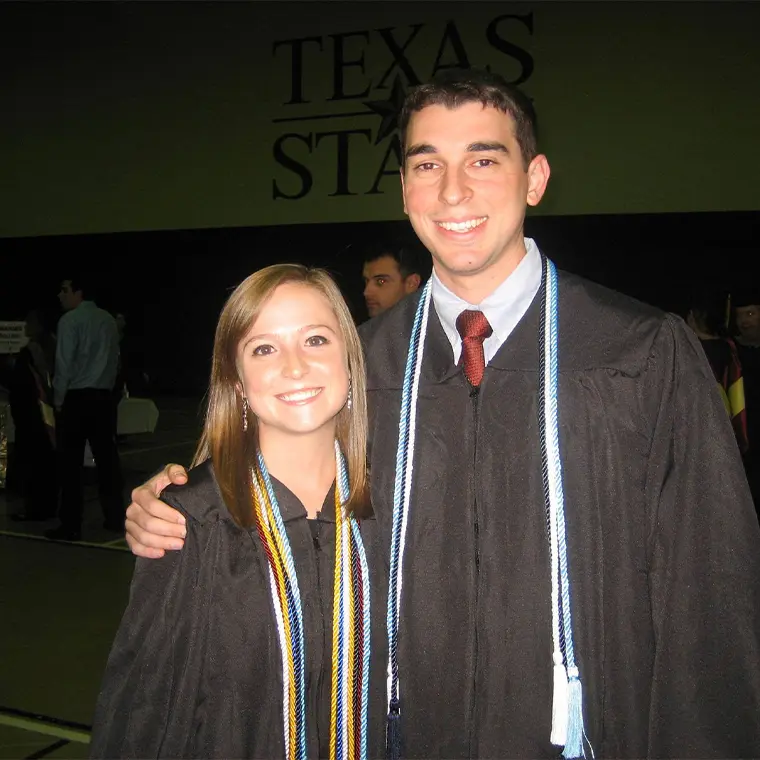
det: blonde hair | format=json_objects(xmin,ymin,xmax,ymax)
[{"xmin": 192, "ymin": 264, "xmax": 369, "ymax": 525}]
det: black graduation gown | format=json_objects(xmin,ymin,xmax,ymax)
[
  {"xmin": 90, "ymin": 461, "xmax": 378, "ymax": 759},
  {"xmin": 360, "ymin": 269, "xmax": 760, "ymax": 759},
  {"xmin": 698, "ymin": 337, "xmax": 732, "ymax": 384}
]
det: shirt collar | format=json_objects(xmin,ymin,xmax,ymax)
[{"xmin": 431, "ymin": 237, "xmax": 543, "ymax": 363}]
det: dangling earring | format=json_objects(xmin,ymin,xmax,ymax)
[
  {"xmin": 347, "ymin": 378, "xmax": 353, "ymax": 411},
  {"xmin": 242, "ymin": 397, "xmax": 249, "ymax": 431}
]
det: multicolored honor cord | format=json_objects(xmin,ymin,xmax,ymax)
[
  {"xmin": 252, "ymin": 440, "xmax": 371, "ymax": 760},
  {"xmin": 385, "ymin": 256, "xmax": 593, "ymax": 759}
]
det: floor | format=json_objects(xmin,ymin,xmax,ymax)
[{"xmin": 0, "ymin": 397, "xmax": 202, "ymax": 759}]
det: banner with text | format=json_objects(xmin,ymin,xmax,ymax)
[{"xmin": 2, "ymin": 2, "xmax": 759, "ymax": 237}]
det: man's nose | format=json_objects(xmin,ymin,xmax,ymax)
[{"xmin": 439, "ymin": 165, "xmax": 472, "ymax": 206}]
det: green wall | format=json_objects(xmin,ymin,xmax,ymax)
[{"xmin": 2, "ymin": 1, "xmax": 759, "ymax": 237}]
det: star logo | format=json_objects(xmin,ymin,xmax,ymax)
[{"xmin": 362, "ymin": 75, "xmax": 408, "ymax": 145}]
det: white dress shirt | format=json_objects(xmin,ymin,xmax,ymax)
[
  {"xmin": 432, "ymin": 237, "xmax": 542, "ymax": 365},
  {"xmin": 54, "ymin": 301, "xmax": 120, "ymax": 407}
]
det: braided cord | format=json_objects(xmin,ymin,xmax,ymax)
[
  {"xmin": 352, "ymin": 516, "xmax": 371, "ymax": 760},
  {"xmin": 257, "ymin": 456, "xmax": 307, "ymax": 759},
  {"xmin": 345, "ymin": 518, "xmax": 356, "ymax": 760},
  {"xmin": 542, "ymin": 260, "xmax": 593, "ymax": 758},
  {"xmin": 331, "ymin": 442, "xmax": 371, "ymax": 760},
  {"xmin": 547, "ymin": 262, "xmax": 576, "ymax": 668},
  {"xmin": 386, "ymin": 283, "xmax": 430, "ymax": 705},
  {"xmin": 386, "ymin": 282, "xmax": 432, "ymax": 755},
  {"xmin": 384, "ymin": 257, "xmax": 591, "ymax": 758},
  {"xmin": 350, "ymin": 523, "xmax": 364, "ymax": 760},
  {"xmin": 538, "ymin": 257, "xmax": 569, "ymax": 747},
  {"xmin": 330, "ymin": 469, "xmax": 344, "ymax": 760},
  {"xmin": 251, "ymin": 467, "xmax": 302, "ymax": 760},
  {"xmin": 251, "ymin": 480, "xmax": 291, "ymax": 756},
  {"xmin": 252, "ymin": 443, "xmax": 370, "ymax": 760}
]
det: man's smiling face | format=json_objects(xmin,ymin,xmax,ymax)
[{"xmin": 400, "ymin": 101, "xmax": 549, "ymax": 298}]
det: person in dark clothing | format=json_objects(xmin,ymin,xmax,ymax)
[
  {"xmin": 734, "ymin": 289, "xmax": 760, "ymax": 513},
  {"xmin": 46, "ymin": 277, "xmax": 124, "ymax": 541},
  {"xmin": 113, "ymin": 311, "xmax": 150, "ymax": 399},
  {"xmin": 686, "ymin": 291, "xmax": 748, "ymax": 453},
  {"xmin": 361, "ymin": 239, "xmax": 426, "ymax": 318},
  {"xmin": 7, "ymin": 309, "xmax": 57, "ymax": 520},
  {"xmin": 686, "ymin": 289, "xmax": 730, "ymax": 374},
  {"xmin": 90, "ymin": 265, "xmax": 374, "ymax": 759},
  {"xmin": 124, "ymin": 70, "xmax": 760, "ymax": 759}
]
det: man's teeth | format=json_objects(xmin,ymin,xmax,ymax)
[
  {"xmin": 280, "ymin": 389, "xmax": 321, "ymax": 401},
  {"xmin": 437, "ymin": 217, "xmax": 487, "ymax": 232}
]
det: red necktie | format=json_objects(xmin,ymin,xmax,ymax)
[{"xmin": 456, "ymin": 309, "xmax": 493, "ymax": 387}]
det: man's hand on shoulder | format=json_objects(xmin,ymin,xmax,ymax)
[{"xmin": 125, "ymin": 464, "xmax": 189, "ymax": 558}]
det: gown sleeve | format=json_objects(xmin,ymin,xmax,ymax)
[
  {"xmin": 644, "ymin": 314, "xmax": 760, "ymax": 758},
  {"xmin": 89, "ymin": 500, "xmax": 211, "ymax": 759}
]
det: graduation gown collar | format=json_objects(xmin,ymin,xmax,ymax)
[{"xmin": 269, "ymin": 475, "xmax": 337, "ymax": 524}]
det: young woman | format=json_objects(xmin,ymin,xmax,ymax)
[{"xmin": 90, "ymin": 265, "xmax": 375, "ymax": 759}]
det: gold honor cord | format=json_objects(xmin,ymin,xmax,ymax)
[{"xmin": 252, "ymin": 444, "xmax": 370, "ymax": 760}]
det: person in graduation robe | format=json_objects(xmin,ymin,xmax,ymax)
[
  {"xmin": 734, "ymin": 290, "xmax": 760, "ymax": 512},
  {"xmin": 122, "ymin": 69, "xmax": 760, "ymax": 759},
  {"xmin": 90, "ymin": 265, "xmax": 377, "ymax": 760},
  {"xmin": 359, "ymin": 251, "xmax": 760, "ymax": 758},
  {"xmin": 686, "ymin": 292, "xmax": 748, "ymax": 454}
]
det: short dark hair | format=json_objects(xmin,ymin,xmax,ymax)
[
  {"xmin": 361, "ymin": 239, "xmax": 426, "ymax": 280},
  {"xmin": 733, "ymin": 288, "xmax": 760, "ymax": 309},
  {"xmin": 689, "ymin": 288, "xmax": 729, "ymax": 337},
  {"xmin": 64, "ymin": 275, "xmax": 91, "ymax": 299},
  {"xmin": 399, "ymin": 67, "xmax": 538, "ymax": 170}
]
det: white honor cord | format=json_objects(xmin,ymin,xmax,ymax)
[{"xmin": 386, "ymin": 281, "xmax": 433, "ymax": 712}]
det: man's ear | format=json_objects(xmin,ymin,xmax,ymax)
[
  {"xmin": 405, "ymin": 273, "xmax": 421, "ymax": 294},
  {"xmin": 526, "ymin": 154, "xmax": 551, "ymax": 207}
]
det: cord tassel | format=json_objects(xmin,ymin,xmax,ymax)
[
  {"xmin": 562, "ymin": 667, "xmax": 588, "ymax": 759},
  {"xmin": 385, "ymin": 698, "xmax": 402, "ymax": 760},
  {"xmin": 550, "ymin": 652, "xmax": 569, "ymax": 746}
]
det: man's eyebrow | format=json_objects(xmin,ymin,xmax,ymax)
[
  {"xmin": 405, "ymin": 143, "xmax": 437, "ymax": 160},
  {"xmin": 405, "ymin": 141, "xmax": 509, "ymax": 161},
  {"xmin": 466, "ymin": 141, "xmax": 509, "ymax": 154}
]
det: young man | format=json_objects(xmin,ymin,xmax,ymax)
[
  {"xmin": 47, "ymin": 277, "xmax": 124, "ymax": 540},
  {"xmin": 362, "ymin": 240, "xmax": 424, "ymax": 318},
  {"xmin": 123, "ymin": 70, "xmax": 760, "ymax": 758},
  {"xmin": 736, "ymin": 294, "xmax": 760, "ymax": 348}
]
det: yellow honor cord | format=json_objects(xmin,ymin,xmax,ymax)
[
  {"xmin": 346, "ymin": 516, "xmax": 356, "ymax": 760},
  {"xmin": 254, "ymin": 468, "xmax": 299, "ymax": 759},
  {"xmin": 329, "ymin": 484, "xmax": 343, "ymax": 759},
  {"xmin": 253, "ymin": 450, "xmax": 368, "ymax": 760}
]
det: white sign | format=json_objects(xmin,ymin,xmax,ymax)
[{"xmin": 0, "ymin": 322, "xmax": 29, "ymax": 354}]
